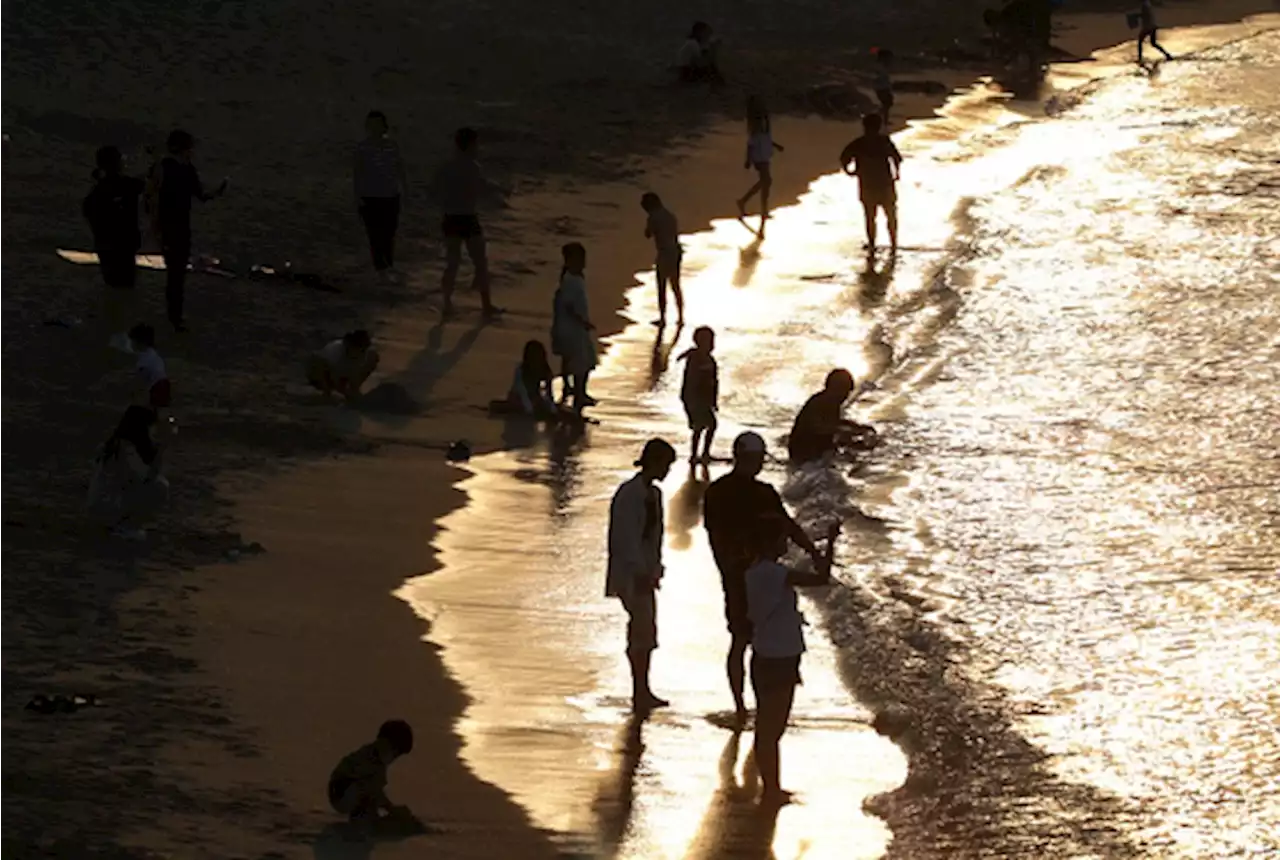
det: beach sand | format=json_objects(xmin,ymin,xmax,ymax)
[{"xmin": 3, "ymin": 0, "xmax": 1274, "ymax": 856}]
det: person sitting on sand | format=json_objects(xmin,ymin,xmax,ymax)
[
  {"xmin": 83, "ymin": 145, "xmax": 145, "ymax": 353},
  {"xmin": 787, "ymin": 369, "xmax": 877, "ymax": 464},
  {"xmin": 551, "ymin": 242, "xmax": 598, "ymax": 414},
  {"xmin": 607, "ymin": 439, "xmax": 678, "ymax": 713},
  {"xmin": 746, "ymin": 517, "xmax": 839, "ymax": 805},
  {"xmin": 840, "ymin": 113, "xmax": 902, "ymax": 254},
  {"xmin": 87, "ymin": 405, "xmax": 168, "ymax": 541},
  {"xmin": 678, "ymin": 326, "xmax": 719, "ymax": 464},
  {"xmin": 306, "ymin": 329, "xmax": 380, "ymax": 401},
  {"xmin": 128, "ymin": 323, "xmax": 172, "ymax": 413},
  {"xmin": 736, "ymin": 96, "xmax": 784, "ymax": 237},
  {"xmin": 491, "ymin": 339, "xmax": 558, "ymax": 419},
  {"xmin": 641, "ymin": 192, "xmax": 684, "ymax": 328},
  {"xmin": 328, "ymin": 719, "xmax": 414, "ymax": 822},
  {"xmin": 677, "ymin": 21, "xmax": 722, "ymax": 83}
]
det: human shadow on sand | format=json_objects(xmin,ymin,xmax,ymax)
[
  {"xmin": 312, "ymin": 807, "xmax": 436, "ymax": 860},
  {"xmin": 684, "ymin": 732, "xmax": 782, "ymax": 860}
]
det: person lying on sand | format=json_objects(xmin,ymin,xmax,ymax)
[
  {"xmin": 87, "ymin": 405, "xmax": 169, "ymax": 541},
  {"xmin": 328, "ymin": 720, "xmax": 414, "ymax": 822},
  {"xmin": 746, "ymin": 517, "xmax": 839, "ymax": 805},
  {"xmin": 787, "ymin": 369, "xmax": 878, "ymax": 464},
  {"xmin": 641, "ymin": 192, "xmax": 683, "ymax": 327},
  {"xmin": 306, "ymin": 329, "xmax": 380, "ymax": 402},
  {"xmin": 678, "ymin": 21, "xmax": 723, "ymax": 83},
  {"xmin": 490, "ymin": 339, "xmax": 560, "ymax": 420}
]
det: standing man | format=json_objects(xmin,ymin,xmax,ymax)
[
  {"xmin": 353, "ymin": 110, "xmax": 407, "ymax": 283},
  {"xmin": 839, "ymin": 114, "xmax": 902, "ymax": 255},
  {"xmin": 608, "ymin": 439, "xmax": 678, "ymax": 713},
  {"xmin": 149, "ymin": 130, "xmax": 226, "ymax": 333},
  {"xmin": 703, "ymin": 432, "xmax": 822, "ymax": 725},
  {"xmin": 432, "ymin": 127, "xmax": 506, "ymax": 321},
  {"xmin": 1136, "ymin": 0, "xmax": 1174, "ymax": 63}
]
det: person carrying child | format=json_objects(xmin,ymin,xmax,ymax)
[
  {"xmin": 678, "ymin": 326, "xmax": 718, "ymax": 464},
  {"xmin": 327, "ymin": 719, "xmax": 414, "ymax": 822}
]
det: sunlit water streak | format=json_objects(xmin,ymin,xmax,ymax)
[{"xmin": 402, "ymin": 16, "xmax": 1280, "ymax": 859}]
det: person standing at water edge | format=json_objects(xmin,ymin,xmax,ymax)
[
  {"xmin": 746, "ymin": 518, "xmax": 839, "ymax": 804},
  {"xmin": 83, "ymin": 145, "xmax": 145, "ymax": 352},
  {"xmin": 551, "ymin": 242, "xmax": 598, "ymax": 414},
  {"xmin": 678, "ymin": 326, "xmax": 718, "ymax": 464},
  {"xmin": 607, "ymin": 439, "xmax": 678, "ymax": 712},
  {"xmin": 736, "ymin": 96, "xmax": 784, "ymax": 236},
  {"xmin": 704, "ymin": 432, "xmax": 821, "ymax": 724},
  {"xmin": 641, "ymin": 192, "xmax": 684, "ymax": 327},
  {"xmin": 353, "ymin": 110, "xmax": 407, "ymax": 283},
  {"xmin": 432, "ymin": 127, "xmax": 506, "ymax": 320},
  {"xmin": 1136, "ymin": 0, "xmax": 1174, "ymax": 63},
  {"xmin": 147, "ymin": 129, "xmax": 227, "ymax": 333},
  {"xmin": 840, "ymin": 113, "xmax": 902, "ymax": 254}
]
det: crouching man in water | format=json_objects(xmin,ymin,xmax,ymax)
[
  {"xmin": 787, "ymin": 369, "xmax": 878, "ymax": 464},
  {"xmin": 746, "ymin": 517, "xmax": 840, "ymax": 804},
  {"xmin": 607, "ymin": 439, "xmax": 678, "ymax": 712},
  {"xmin": 306, "ymin": 329, "xmax": 380, "ymax": 402}
]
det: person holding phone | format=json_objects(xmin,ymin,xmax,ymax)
[{"xmin": 745, "ymin": 518, "xmax": 840, "ymax": 805}]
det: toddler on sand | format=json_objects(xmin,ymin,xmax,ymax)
[
  {"xmin": 328, "ymin": 719, "xmax": 414, "ymax": 822},
  {"xmin": 678, "ymin": 326, "xmax": 719, "ymax": 463}
]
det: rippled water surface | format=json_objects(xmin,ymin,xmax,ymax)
[{"xmin": 404, "ymin": 17, "xmax": 1280, "ymax": 859}]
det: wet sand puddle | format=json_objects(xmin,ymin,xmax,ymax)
[{"xmin": 399, "ymin": 15, "xmax": 1280, "ymax": 859}]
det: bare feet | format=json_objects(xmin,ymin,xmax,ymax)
[
  {"xmin": 759, "ymin": 788, "xmax": 795, "ymax": 807},
  {"xmin": 634, "ymin": 692, "xmax": 670, "ymax": 713}
]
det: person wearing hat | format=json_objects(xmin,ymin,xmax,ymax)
[
  {"xmin": 703, "ymin": 431, "xmax": 822, "ymax": 725},
  {"xmin": 787, "ymin": 368, "xmax": 877, "ymax": 464},
  {"xmin": 607, "ymin": 438, "xmax": 678, "ymax": 712}
]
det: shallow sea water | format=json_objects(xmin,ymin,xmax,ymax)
[{"xmin": 403, "ymin": 16, "xmax": 1280, "ymax": 858}]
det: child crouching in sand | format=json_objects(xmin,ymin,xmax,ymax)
[
  {"xmin": 678, "ymin": 326, "xmax": 719, "ymax": 463},
  {"xmin": 306, "ymin": 329, "xmax": 380, "ymax": 401},
  {"xmin": 328, "ymin": 719, "xmax": 414, "ymax": 822}
]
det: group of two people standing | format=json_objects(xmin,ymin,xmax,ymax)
[{"xmin": 607, "ymin": 432, "xmax": 841, "ymax": 805}]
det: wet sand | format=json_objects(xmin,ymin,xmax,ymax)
[{"xmin": 4, "ymin": 0, "xmax": 1276, "ymax": 857}]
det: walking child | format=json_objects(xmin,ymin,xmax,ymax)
[
  {"xmin": 641, "ymin": 192, "xmax": 684, "ymax": 327},
  {"xmin": 736, "ymin": 96, "xmax": 784, "ymax": 237},
  {"xmin": 1136, "ymin": 0, "xmax": 1173, "ymax": 63},
  {"xmin": 678, "ymin": 326, "xmax": 718, "ymax": 464}
]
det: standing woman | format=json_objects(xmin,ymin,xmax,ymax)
[
  {"xmin": 83, "ymin": 146, "xmax": 145, "ymax": 352},
  {"xmin": 550, "ymin": 242, "xmax": 598, "ymax": 414},
  {"xmin": 354, "ymin": 110, "xmax": 407, "ymax": 283},
  {"xmin": 744, "ymin": 518, "xmax": 839, "ymax": 804},
  {"xmin": 735, "ymin": 96, "xmax": 784, "ymax": 237}
]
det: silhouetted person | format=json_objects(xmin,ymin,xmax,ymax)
[
  {"xmin": 354, "ymin": 110, "xmax": 407, "ymax": 283},
  {"xmin": 873, "ymin": 48, "xmax": 895, "ymax": 125},
  {"xmin": 83, "ymin": 145, "xmax": 145, "ymax": 352},
  {"xmin": 703, "ymin": 432, "xmax": 821, "ymax": 724},
  {"xmin": 787, "ymin": 369, "xmax": 877, "ymax": 464},
  {"xmin": 1137, "ymin": 0, "xmax": 1173, "ymax": 63},
  {"xmin": 840, "ymin": 113, "xmax": 902, "ymax": 254},
  {"xmin": 746, "ymin": 518, "xmax": 838, "ymax": 804},
  {"xmin": 128, "ymin": 323, "xmax": 172, "ymax": 413},
  {"xmin": 550, "ymin": 242, "xmax": 598, "ymax": 414},
  {"xmin": 641, "ymin": 192, "xmax": 684, "ymax": 327},
  {"xmin": 148, "ymin": 129, "xmax": 226, "ymax": 332},
  {"xmin": 737, "ymin": 96, "xmax": 784, "ymax": 237},
  {"xmin": 678, "ymin": 326, "xmax": 719, "ymax": 464},
  {"xmin": 432, "ymin": 127, "xmax": 505, "ymax": 320},
  {"xmin": 86, "ymin": 405, "xmax": 168, "ymax": 541},
  {"xmin": 491, "ymin": 339, "xmax": 558, "ymax": 419},
  {"xmin": 678, "ymin": 21, "xmax": 723, "ymax": 83},
  {"xmin": 306, "ymin": 329, "xmax": 381, "ymax": 402},
  {"xmin": 328, "ymin": 720, "xmax": 414, "ymax": 822},
  {"xmin": 607, "ymin": 439, "xmax": 677, "ymax": 713}
]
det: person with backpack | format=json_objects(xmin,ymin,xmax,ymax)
[
  {"xmin": 83, "ymin": 146, "xmax": 145, "ymax": 352},
  {"xmin": 148, "ymin": 129, "xmax": 227, "ymax": 332}
]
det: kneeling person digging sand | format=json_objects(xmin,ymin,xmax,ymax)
[
  {"xmin": 328, "ymin": 719, "xmax": 414, "ymax": 822},
  {"xmin": 306, "ymin": 329, "xmax": 380, "ymax": 401}
]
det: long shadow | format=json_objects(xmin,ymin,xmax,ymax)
[
  {"xmin": 381, "ymin": 317, "xmax": 488, "ymax": 419},
  {"xmin": 648, "ymin": 321, "xmax": 684, "ymax": 391},
  {"xmin": 667, "ymin": 465, "xmax": 710, "ymax": 551},
  {"xmin": 732, "ymin": 238, "xmax": 764, "ymax": 288},
  {"xmin": 684, "ymin": 732, "xmax": 782, "ymax": 860},
  {"xmin": 593, "ymin": 713, "xmax": 648, "ymax": 858}
]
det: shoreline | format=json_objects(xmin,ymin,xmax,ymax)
[{"xmin": 3, "ymin": 1, "xmax": 1275, "ymax": 857}]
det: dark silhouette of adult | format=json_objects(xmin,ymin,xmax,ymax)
[{"xmin": 839, "ymin": 114, "xmax": 902, "ymax": 255}]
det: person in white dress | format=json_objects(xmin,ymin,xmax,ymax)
[{"xmin": 550, "ymin": 242, "xmax": 598, "ymax": 414}]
